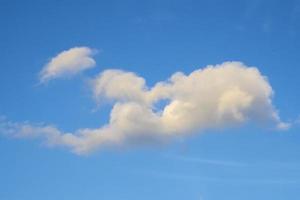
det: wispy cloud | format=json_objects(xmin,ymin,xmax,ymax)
[
  {"xmin": 39, "ymin": 46, "xmax": 97, "ymax": 83},
  {"xmin": 163, "ymin": 154, "xmax": 247, "ymax": 167},
  {"xmin": 163, "ymin": 154, "xmax": 300, "ymax": 170},
  {"xmin": 146, "ymin": 170, "xmax": 300, "ymax": 185}
]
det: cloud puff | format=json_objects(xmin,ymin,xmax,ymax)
[
  {"xmin": 1, "ymin": 62, "xmax": 290, "ymax": 154},
  {"xmin": 39, "ymin": 47, "xmax": 96, "ymax": 83}
]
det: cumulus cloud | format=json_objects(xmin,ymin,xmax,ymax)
[
  {"xmin": 1, "ymin": 62, "xmax": 290, "ymax": 154},
  {"xmin": 39, "ymin": 47, "xmax": 96, "ymax": 83}
]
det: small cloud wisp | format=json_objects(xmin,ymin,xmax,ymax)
[{"xmin": 39, "ymin": 46, "xmax": 96, "ymax": 83}]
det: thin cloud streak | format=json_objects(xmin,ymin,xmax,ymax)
[
  {"xmin": 147, "ymin": 170, "xmax": 300, "ymax": 185},
  {"xmin": 164, "ymin": 154, "xmax": 247, "ymax": 167},
  {"xmin": 164, "ymin": 154, "xmax": 300, "ymax": 170}
]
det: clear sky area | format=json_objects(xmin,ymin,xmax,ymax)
[{"xmin": 0, "ymin": 0, "xmax": 300, "ymax": 199}]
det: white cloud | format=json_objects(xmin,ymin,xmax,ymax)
[
  {"xmin": 1, "ymin": 62, "xmax": 290, "ymax": 154},
  {"xmin": 39, "ymin": 47, "xmax": 96, "ymax": 83}
]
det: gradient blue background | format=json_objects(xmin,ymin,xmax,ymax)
[{"xmin": 0, "ymin": 0, "xmax": 300, "ymax": 199}]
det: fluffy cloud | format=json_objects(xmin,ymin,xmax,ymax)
[
  {"xmin": 39, "ymin": 47, "xmax": 96, "ymax": 83},
  {"xmin": 1, "ymin": 62, "xmax": 290, "ymax": 154}
]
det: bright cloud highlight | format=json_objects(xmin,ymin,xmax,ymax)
[{"xmin": 1, "ymin": 62, "xmax": 290, "ymax": 154}]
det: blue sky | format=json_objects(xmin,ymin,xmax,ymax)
[{"xmin": 1, "ymin": 0, "xmax": 300, "ymax": 199}]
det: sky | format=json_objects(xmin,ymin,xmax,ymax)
[{"xmin": 0, "ymin": 0, "xmax": 300, "ymax": 199}]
